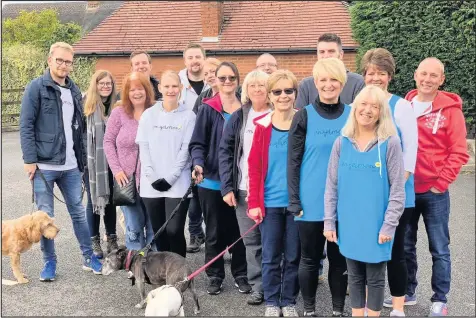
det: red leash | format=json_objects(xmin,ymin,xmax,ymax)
[{"xmin": 186, "ymin": 222, "xmax": 260, "ymax": 281}]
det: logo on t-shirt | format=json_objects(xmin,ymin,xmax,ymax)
[
  {"xmin": 314, "ymin": 128, "xmax": 341, "ymax": 138},
  {"xmin": 270, "ymin": 135, "xmax": 288, "ymax": 149},
  {"xmin": 340, "ymin": 161, "xmax": 378, "ymax": 171},
  {"xmin": 154, "ymin": 124, "xmax": 182, "ymax": 131}
]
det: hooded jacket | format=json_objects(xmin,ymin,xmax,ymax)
[
  {"xmin": 405, "ymin": 89, "xmax": 469, "ymax": 193},
  {"xmin": 179, "ymin": 69, "xmax": 209, "ymax": 112}
]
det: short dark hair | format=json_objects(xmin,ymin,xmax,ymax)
[
  {"xmin": 130, "ymin": 50, "xmax": 151, "ymax": 64},
  {"xmin": 317, "ymin": 33, "xmax": 342, "ymax": 51},
  {"xmin": 216, "ymin": 61, "xmax": 240, "ymax": 86},
  {"xmin": 183, "ymin": 43, "xmax": 206, "ymax": 58}
]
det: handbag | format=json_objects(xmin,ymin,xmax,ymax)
[{"xmin": 112, "ymin": 151, "xmax": 139, "ymax": 206}]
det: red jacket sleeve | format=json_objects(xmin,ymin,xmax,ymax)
[
  {"xmin": 247, "ymin": 125, "xmax": 263, "ymax": 218},
  {"xmin": 434, "ymin": 107, "xmax": 470, "ymax": 192}
]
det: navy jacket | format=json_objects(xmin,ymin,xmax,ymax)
[
  {"xmin": 20, "ymin": 69, "xmax": 85, "ymax": 171},
  {"xmin": 189, "ymin": 94, "xmax": 229, "ymax": 182}
]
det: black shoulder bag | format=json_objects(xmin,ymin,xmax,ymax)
[{"xmin": 112, "ymin": 151, "xmax": 139, "ymax": 206}]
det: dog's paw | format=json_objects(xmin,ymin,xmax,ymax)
[
  {"xmin": 194, "ymin": 308, "xmax": 201, "ymax": 315},
  {"xmin": 134, "ymin": 303, "xmax": 145, "ymax": 309}
]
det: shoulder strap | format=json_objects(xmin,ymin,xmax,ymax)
[{"xmin": 133, "ymin": 149, "xmax": 139, "ymax": 176}]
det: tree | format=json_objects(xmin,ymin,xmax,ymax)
[
  {"xmin": 350, "ymin": 1, "xmax": 475, "ymax": 126},
  {"xmin": 2, "ymin": 9, "xmax": 82, "ymax": 51}
]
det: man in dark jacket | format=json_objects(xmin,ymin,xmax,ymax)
[
  {"xmin": 20, "ymin": 42, "xmax": 103, "ymax": 282},
  {"xmin": 116, "ymin": 50, "xmax": 162, "ymax": 101}
]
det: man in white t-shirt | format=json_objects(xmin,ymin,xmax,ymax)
[{"xmin": 20, "ymin": 42, "xmax": 102, "ymax": 282}]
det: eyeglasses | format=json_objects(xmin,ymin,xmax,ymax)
[
  {"xmin": 98, "ymin": 82, "xmax": 113, "ymax": 88},
  {"xmin": 217, "ymin": 76, "xmax": 237, "ymax": 83},
  {"xmin": 271, "ymin": 88, "xmax": 296, "ymax": 96},
  {"xmin": 258, "ymin": 63, "xmax": 277, "ymax": 68},
  {"xmin": 55, "ymin": 58, "xmax": 73, "ymax": 67}
]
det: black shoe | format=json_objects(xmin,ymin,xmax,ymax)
[
  {"xmin": 247, "ymin": 291, "xmax": 264, "ymax": 305},
  {"xmin": 234, "ymin": 277, "xmax": 252, "ymax": 294},
  {"xmin": 91, "ymin": 235, "xmax": 104, "ymax": 259},
  {"xmin": 106, "ymin": 234, "xmax": 119, "ymax": 254},
  {"xmin": 207, "ymin": 278, "xmax": 223, "ymax": 295},
  {"xmin": 332, "ymin": 311, "xmax": 349, "ymax": 317},
  {"xmin": 303, "ymin": 311, "xmax": 317, "ymax": 317},
  {"xmin": 187, "ymin": 235, "xmax": 205, "ymax": 253}
]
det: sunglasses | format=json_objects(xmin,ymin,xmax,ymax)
[
  {"xmin": 271, "ymin": 88, "xmax": 296, "ymax": 96},
  {"xmin": 217, "ymin": 76, "xmax": 237, "ymax": 83}
]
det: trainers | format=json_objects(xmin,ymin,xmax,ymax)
[
  {"xmin": 234, "ymin": 277, "xmax": 252, "ymax": 294},
  {"xmin": 429, "ymin": 302, "xmax": 448, "ymax": 316},
  {"xmin": 207, "ymin": 278, "xmax": 223, "ymax": 295},
  {"xmin": 282, "ymin": 305, "xmax": 299, "ymax": 317},
  {"xmin": 39, "ymin": 261, "xmax": 57, "ymax": 281},
  {"xmin": 265, "ymin": 305, "xmax": 281, "ymax": 317},
  {"xmin": 186, "ymin": 235, "xmax": 204, "ymax": 253},
  {"xmin": 247, "ymin": 291, "xmax": 264, "ymax": 305},
  {"xmin": 83, "ymin": 255, "xmax": 103, "ymax": 274},
  {"xmin": 106, "ymin": 234, "xmax": 119, "ymax": 254},
  {"xmin": 332, "ymin": 311, "xmax": 349, "ymax": 317},
  {"xmin": 91, "ymin": 235, "xmax": 104, "ymax": 259},
  {"xmin": 390, "ymin": 309, "xmax": 406, "ymax": 317},
  {"xmin": 303, "ymin": 311, "xmax": 317, "ymax": 317},
  {"xmin": 384, "ymin": 294, "xmax": 417, "ymax": 308}
]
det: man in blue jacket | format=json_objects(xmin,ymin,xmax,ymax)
[{"xmin": 20, "ymin": 42, "xmax": 102, "ymax": 281}]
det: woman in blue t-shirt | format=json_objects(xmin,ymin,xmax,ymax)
[
  {"xmin": 247, "ymin": 70, "xmax": 300, "ymax": 317},
  {"xmin": 324, "ymin": 85, "xmax": 405, "ymax": 317}
]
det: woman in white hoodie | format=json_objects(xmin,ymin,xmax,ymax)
[{"xmin": 136, "ymin": 71, "xmax": 196, "ymax": 257}]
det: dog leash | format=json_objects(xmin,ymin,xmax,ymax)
[
  {"xmin": 186, "ymin": 222, "xmax": 260, "ymax": 281},
  {"xmin": 139, "ymin": 178, "xmax": 196, "ymax": 255}
]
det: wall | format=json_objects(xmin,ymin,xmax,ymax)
[{"xmin": 95, "ymin": 52, "xmax": 358, "ymax": 88}]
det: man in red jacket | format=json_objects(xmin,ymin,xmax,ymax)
[{"xmin": 404, "ymin": 57, "xmax": 469, "ymax": 316}]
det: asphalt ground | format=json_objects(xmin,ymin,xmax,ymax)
[{"xmin": 1, "ymin": 131, "xmax": 475, "ymax": 316}]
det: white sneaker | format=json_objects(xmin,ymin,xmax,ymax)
[
  {"xmin": 265, "ymin": 305, "xmax": 281, "ymax": 317},
  {"xmin": 282, "ymin": 305, "xmax": 299, "ymax": 317},
  {"xmin": 390, "ymin": 309, "xmax": 406, "ymax": 317}
]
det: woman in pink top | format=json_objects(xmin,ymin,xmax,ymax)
[{"xmin": 104, "ymin": 72, "xmax": 155, "ymax": 251}]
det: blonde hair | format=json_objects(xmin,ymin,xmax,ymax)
[
  {"xmin": 49, "ymin": 42, "xmax": 74, "ymax": 56},
  {"xmin": 341, "ymin": 85, "xmax": 397, "ymax": 140},
  {"xmin": 160, "ymin": 70, "xmax": 183, "ymax": 101},
  {"xmin": 204, "ymin": 57, "xmax": 221, "ymax": 68},
  {"xmin": 84, "ymin": 70, "xmax": 117, "ymax": 117},
  {"xmin": 312, "ymin": 57, "xmax": 347, "ymax": 86},
  {"xmin": 267, "ymin": 69, "xmax": 298, "ymax": 92},
  {"xmin": 241, "ymin": 70, "xmax": 270, "ymax": 104}
]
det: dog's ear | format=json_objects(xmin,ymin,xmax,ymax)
[{"xmin": 26, "ymin": 216, "xmax": 43, "ymax": 243}]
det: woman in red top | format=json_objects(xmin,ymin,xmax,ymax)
[{"xmin": 247, "ymin": 70, "xmax": 300, "ymax": 317}]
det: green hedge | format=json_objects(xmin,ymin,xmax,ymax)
[{"xmin": 350, "ymin": 1, "xmax": 475, "ymax": 124}]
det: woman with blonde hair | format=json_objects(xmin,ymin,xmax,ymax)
[
  {"xmin": 83, "ymin": 70, "xmax": 118, "ymax": 258},
  {"xmin": 218, "ymin": 69, "xmax": 271, "ymax": 305},
  {"xmin": 288, "ymin": 58, "xmax": 350, "ymax": 317},
  {"xmin": 323, "ymin": 85, "xmax": 405, "ymax": 317},
  {"xmin": 247, "ymin": 70, "xmax": 300, "ymax": 317},
  {"xmin": 104, "ymin": 72, "xmax": 155, "ymax": 251}
]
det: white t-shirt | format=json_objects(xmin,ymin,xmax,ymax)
[
  {"xmin": 136, "ymin": 102, "xmax": 196, "ymax": 198},
  {"xmin": 390, "ymin": 95, "xmax": 418, "ymax": 174},
  {"xmin": 411, "ymin": 97, "xmax": 433, "ymax": 118},
  {"xmin": 238, "ymin": 108, "xmax": 270, "ymax": 191},
  {"xmin": 38, "ymin": 85, "xmax": 78, "ymax": 171}
]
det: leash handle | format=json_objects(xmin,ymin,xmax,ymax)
[{"xmin": 187, "ymin": 222, "xmax": 260, "ymax": 281}]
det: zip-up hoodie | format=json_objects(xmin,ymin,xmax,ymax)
[
  {"xmin": 179, "ymin": 68, "xmax": 209, "ymax": 112},
  {"xmin": 405, "ymin": 89, "xmax": 469, "ymax": 193},
  {"xmin": 189, "ymin": 93, "xmax": 231, "ymax": 182}
]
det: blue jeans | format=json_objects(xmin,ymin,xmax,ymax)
[
  {"xmin": 33, "ymin": 168, "xmax": 93, "ymax": 262},
  {"xmin": 405, "ymin": 190, "xmax": 451, "ymax": 303},
  {"xmin": 120, "ymin": 197, "xmax": 154, "ymax": 251},
  {"xmin": 260, "ymin": 207, "xmax": 300, "ymax": 307},
  {"xmin": 188, "ymin": 185, "xmax": 204, "ymax": 238}
]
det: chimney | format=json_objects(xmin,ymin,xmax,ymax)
[
  {"xmin": 200, "ymin": 1, "xmax": 223, "ymax": 42},
  {"xmin": 87, "ymin": 1, "xmax": 100, "ymax": 10}
]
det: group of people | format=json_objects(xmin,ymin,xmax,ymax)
[{"xmin": 19, "ymin": 33, "xmax": 469, "ymax": 317}]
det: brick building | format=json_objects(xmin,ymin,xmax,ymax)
[{"xmin": 73, "ymin": 1, "xmax": 359, "ymax": 87}]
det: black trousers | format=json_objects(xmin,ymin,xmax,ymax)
[
  {"xmin": 387, "ymin": 207, "xmax": 414, "ymax": 296},
  {"xmin": 297, "ymin": 221, "xmax": 348, "ymax": 312},
  {"xmin": 198, "ymin": 187, "xmax": 247, "ymax": 281},
  {"xmin": 142, "ymin": 197, "xmax": 190, "ymax": 257}
]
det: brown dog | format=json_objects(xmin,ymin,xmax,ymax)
[{"xmin": 2, "ymin": 211, "xmax": 59, "ymax": 283}]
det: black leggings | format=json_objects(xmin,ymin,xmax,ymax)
[
  {"xmin": 387, "ymin": 207, "xmax": 414, "ymax": 296},
  {"xmin": 297, "ymin": 221, "xmax": 348, "ymax": 312},
  {"xmin": 142, "ymin": 197, "xmax": 190, "ymax": 257}
]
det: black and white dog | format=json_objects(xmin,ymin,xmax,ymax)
[{"xmin": 101, "ymin": 246, "xmax": 200, "ymax": 314}]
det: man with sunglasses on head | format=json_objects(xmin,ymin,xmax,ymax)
[
  {"xmin": 179, "ymin": 43, "xmax": 210, "ymax": 253},
  {"xmin": 20, "ymin": 42, "xmax": 103, "ymax": 282}
]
